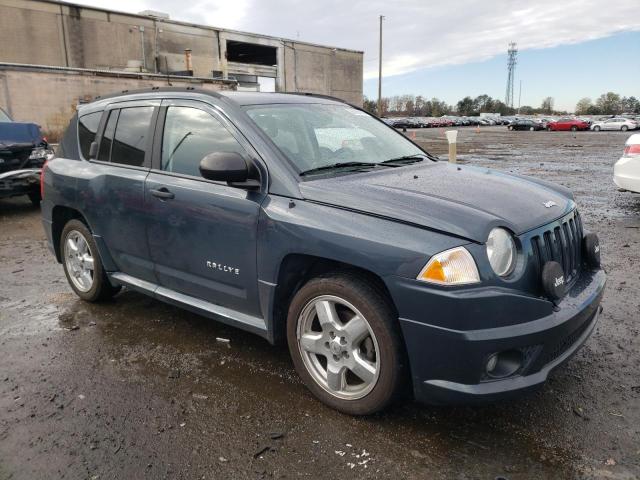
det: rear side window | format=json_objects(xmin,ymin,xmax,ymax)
[
  {"xmin": 98, "ymin": 110, "xmax": 118, "ymax": 162},
  {"xmin": 111, "ymin": 107, "xmax": 154, "ymax": 167},
  {"xmin": 78, "ymin": 111, "xmax": 102, "ymax": 159},
  {"xmin": 161, "ymin": 106, "xmax": 246, "ymax": 177}
]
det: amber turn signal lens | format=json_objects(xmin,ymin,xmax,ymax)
[{"xmin": 417, "ymin": 247, "xmax": 480, "ymax": 285}]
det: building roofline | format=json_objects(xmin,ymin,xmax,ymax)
[{"xmin": 34, "ymin": 0, "xmax": 365, "ymax": 55}]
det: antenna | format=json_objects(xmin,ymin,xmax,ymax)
[{"xmin": 505, "ymin": 42, "xmax": 518, "ymax": 109}]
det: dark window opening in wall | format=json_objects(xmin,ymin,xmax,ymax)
[{"xmin": 226, "ymin": 41, "xmax": 277, "ymax": 66}]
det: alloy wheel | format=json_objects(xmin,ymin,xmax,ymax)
[
  {"xmin": 64, "ymin": 230, "xmax": 95, "ymax": 292},
  {"xmin": 296, "ymin": 295, "xmax": 380, "ymax": 400}
]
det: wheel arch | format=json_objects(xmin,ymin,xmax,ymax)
[
  {"xmin": 51, "ymin": 206, "xmax": 89, "ymax": 262},
  {"xmin": 270, "ymin": 254, "xmax": 399, "ymax": 345}
]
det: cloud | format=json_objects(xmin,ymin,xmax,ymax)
[{"xmin": 73, "ymin": 0, "xmax": 640, "ymax": 79}]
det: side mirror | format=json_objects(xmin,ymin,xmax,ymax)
[
  {"xmin": 89, "ymin": 141, "xmax": 98, "ymax": 159},
  {"xmin": 199, "ymin": 152, "xmax": 250, "ymax": 183}
]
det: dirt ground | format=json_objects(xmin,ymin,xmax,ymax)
[{"xmin": 1, "ymin": 126, "xmax": 639, "ymax": 480}]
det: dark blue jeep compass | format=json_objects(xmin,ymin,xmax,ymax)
[{"xmin": 42, "ymin": 89, "xmax": 605, "ymax": 414}]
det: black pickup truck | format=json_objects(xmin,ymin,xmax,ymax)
[
  {"xmin": 0, "ymin": 107, "xmax": 54, "ymax": 205},
  {"xmin": 42, "ymin": 89, "xmax": 605, "ymax": 414}
]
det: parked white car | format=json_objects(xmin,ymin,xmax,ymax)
[
  {"xmin": 591, "ymin": 118, "xmax": 638, "ymax": 132},
  {"xmin": 614, "ymin": 134, "xmax": 640, "ymax": 193}
]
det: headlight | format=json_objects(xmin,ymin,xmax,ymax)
[
  {"xmin": 417, "ymin": 246, "xmax": 480, "ymax": 285},
  {"xmin": 29, "ymin": 147, "xmax": 55, "ymax": 161},
  {"xmin": 486, "ymin": 228, "xmax": 516, "ymax": 276}
]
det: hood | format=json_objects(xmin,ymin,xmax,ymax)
[
  {"xmin": 0, "ymin": 122, "xmax": 43, "ymax": 149},
  {"xmin": 298, "ymin": 162, "xmax": 575, "ymax": 243}
]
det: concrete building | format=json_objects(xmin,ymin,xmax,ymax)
[{"xmin": 0, "ymin": 0, "xmax": 364, "ymax": 138}]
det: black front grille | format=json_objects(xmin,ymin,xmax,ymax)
[{"xmin": 530, "ymin": 210, "xmax": 584, "ymax": 286}]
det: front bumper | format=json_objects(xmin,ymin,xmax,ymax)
[
  {"xmin": 392, "ymin": 268, "xmax": 606, "ymax": 405},
  {"xmin": 0, "ymin": 168, "xmax": 41, "ymax": 199}
]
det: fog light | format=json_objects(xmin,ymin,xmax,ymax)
[
  {"xmin": 486, "ymin": 354, "xmax": 498, "ymax": 374},
  {"xmin": 485, "ymin": 350, "xmax": 523, "ymax": 379}
]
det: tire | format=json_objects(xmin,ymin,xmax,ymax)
[
  {"xmin": 28, "ymin": 190, "xmax": 41, "ymax": 206},
  {"xmin": 529, "ymin": 126, "xmax": 535, "ymax": 131},
  {"xmin": 571, "ymin": 125, "xmax": 578, "ymax": 132},
  {"xmin": 547, "ymin": 126, "xmax": 552, "ymax": 131},
  {"xmin": 621, "ymin": 125, "xmax": 628, "ymax": 132},
  {"xmin": 60, "ymin": 219, "xmax": 121, "ymax": 302},
  {"xmin": 508, "ymin": 125, "xmax": 513, "ymax": 131},
  {"xmin": 286, "ymin": 273, "xmax": 406, "ymax": 415},
  {"xmin": 594, "ymin": 126, "xmax": 601, "ymax": 132}
]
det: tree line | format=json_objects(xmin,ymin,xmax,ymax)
[{"xmin": 363, "ymin": 92, "xmax": 639, "ymax": 117}]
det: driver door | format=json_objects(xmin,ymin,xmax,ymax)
[{"xmin": 144, "ymin": 99, "xmax": 265, "ymax": 316}]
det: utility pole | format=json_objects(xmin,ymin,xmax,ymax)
[{"xmin": 377, "ymin": 15, "xmax": 384, "ymax": 117}]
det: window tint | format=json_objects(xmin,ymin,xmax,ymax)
[
  {"xmin": 161, "ymin": 107, "xmax": 246, "ymax": 177},
  {"xmin": 110, "ymin": 106, "xmax": 154, "ymax": 167},
  {"xmin": 78, "ymin": 111, "xmax": 103, "ymax": 159},
  {"xmin": 98, "ymin": 110, "xmax": 118, "ymax": 162}
]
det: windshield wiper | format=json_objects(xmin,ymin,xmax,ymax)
[
  {"xmin": 299, "ymin": 162, "xmax": 381, "ymax": 176},
  {"xmin": 381, "ymin": 154, "xmax": 429, "ymax": 165}
]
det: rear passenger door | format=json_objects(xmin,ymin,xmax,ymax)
[
  {"xmin": 144, "ymin": 99, "xmax": 265, "ymax": 317},
  {"xmin": 81, "ymin": 100, "xmax": 159, "ymax": 284}
]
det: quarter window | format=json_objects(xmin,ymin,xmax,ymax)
[
  {"xmin": 111, "ymin": 106, "xmax": 154, "ymax": 167},
  {"xmin": 78, "ymin": 111, "xmax": 103, "ymax": 159},
  {"xmin": 161, "ymin": 106, "xmax": 246, "ymax": 177}
]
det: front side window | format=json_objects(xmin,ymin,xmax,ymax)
[
  {"xmin": 245, "ymin": 104, "xmax": 424, "ymax": 175},
  {"xmin": 111, "ymin": 106, "xmax": 154, "ymax": 167},
  {"xmin": 161, "ymin": 106, "xmax": 246, "ymax": 177},
  {"xmin": 78, "ymin": 111, "xmax": 102, "ymax": 159}
]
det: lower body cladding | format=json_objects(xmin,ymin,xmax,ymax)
[{"xmin": 389, "ymin": 268, "xmax": 606, "ymax": 404}]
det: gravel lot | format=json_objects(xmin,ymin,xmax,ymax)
[{"xmin": 1, "ymin": 126, "xmax": 638, "ymax": 480}]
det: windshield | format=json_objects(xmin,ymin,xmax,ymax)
[
  {"xmin": 0, "ymin": 108, "xmax": 12, "ymax": 122},
  {"xmin": 244, "ymin": 103, "xmax": 426, "ymax": 175}
]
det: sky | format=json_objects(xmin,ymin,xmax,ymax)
[{"xmin": 71, "ymin": 0, "xmax": 640, "ymax": 112}]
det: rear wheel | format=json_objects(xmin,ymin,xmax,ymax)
[
  {"xmin": 286, "ymin": 273, "xmax": 405, "ymax": 415},
  {"xmin": 547, "ymin": 126, "xmax": 552, "ymax": 131},
  {"xmin": 621, "ymin": 125, "xmax": 628, "ymax": 132},
  {"xmin": 61, "ymin": 219, "xmax": 121, "ymax": 302}
]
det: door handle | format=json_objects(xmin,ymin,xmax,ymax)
[{"xmin": 150, "ymin": 187, "xmax": 175, "ymax": 200}]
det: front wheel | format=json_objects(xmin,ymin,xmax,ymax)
[
  {"xmin": 508, "ymin": 125, "xmax": 513, "ymax": 131},
  {"xmin": 594, "ymin": 126, "xmax": 601, "ymax": 132},
  {"xmin": 621, "ymin": 125, "xmax": 628, "ymax": 132},
  {"xmin": 61, "ymin": 219, "xmax": 121, "ymax": 302},
  {"xmin": 571, "ymin": 125, "xmax": 578, "ymax": 132},
  {"xmin": 287, "ymin": 274, "xmax": 406, "ymax": 415},
  {"xmin": 529, "ymin": 126, "xmax": 535, "ymax": 131},
  {"xmin": 547, "ymin": 126, "xmax": 552, "ymax": 131}
]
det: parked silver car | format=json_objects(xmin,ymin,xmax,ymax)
[{"xmin": 591, "ymin": 118, "xmax": 638, "ymax": 132}]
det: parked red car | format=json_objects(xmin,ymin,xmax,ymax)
[{"xmin": 547, "ymin": 118, "xmax": 590, "ymax": 132}]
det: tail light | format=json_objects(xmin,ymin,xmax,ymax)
[
  {"xmin": 40, "ymin": 160, "xmax": 48, "ymax": 199},
  {"xmin": 623, "ymin": 145, "xmax": 640, "ymax": 157}
]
